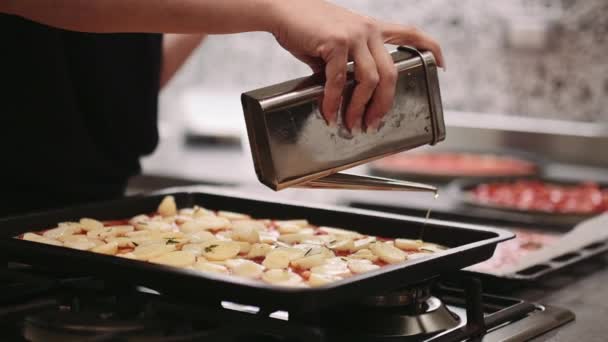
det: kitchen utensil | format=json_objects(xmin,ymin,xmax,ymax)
[{"xmin": 241, "ymin": 46, "xmax": 444, "ymax": 193}]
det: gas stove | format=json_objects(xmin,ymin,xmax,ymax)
[{"xmin": 0, "ymin": 263, "xmax": 573, "ymax": 342}]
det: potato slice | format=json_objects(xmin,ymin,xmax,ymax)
[
  {"xmin": 347, "ymin": 248, "xmax": 378, "ymax": 262},
  {"xmin": 79, "ymin": 218, "xmax": 104, "ymax": 232},
  {"xmin": 232, "ymin": 220, "xmax": 267, "ymax": 232},
  {"xmin": 201, "ymin": 241, "xmax": 241, "ymax": 261},
  {"xmin": 347, "ymin": 259, "xmax": 380, "ymax": 274},
  {"xmin": 158, "ymin": 195, "xmax": 177, "ymax": 217},
  {"xmin": 235, "ymin": 241, "xmax": 251, "ymax": 254},
  {"xmin": 43, "ymin": 225, "xmax": 81, "ymax": 239},
  {"xmin": 91, "ymin": 241, "xmax": 119, "ymax": 255},
  {"xmin": 369, "ymin": 242, "xmax": 407, "ymax": 264},
  {"xmin": 311, "ymin": 257, "xmax": 351, "ymax": 277},
  {"xmin": 225, "ymin": 259, "xmax": 265, "ymax": 279},
  {"xmin": 181, "ymin": 216, "xmax": 231, "ymax": 232},
  {"xmin": 275, "ymin": 219, "xmax": 309, "ymax": 234},
  {"xmin": 258, "ymin": 231, "xmax": 279, "ymax": 244},
  {"xmin": 246, "ymin": 243, "xmax": 274, "ymax": 258},
  {"xmin": 308, "ymin": 273, "xmax": 342, "ymax": 287},
  {"xmin": 22, "ymin": 233, "xmax": 63, "ymax": 246},
  {"xmin": 291, "ymin": 253, "xmax": 327, "ymax": 270},
  {"xmin": 262, "ymin": 250, "xmax": 291, "ymax": 269},
  {"xmin": 192, "ymin": 206, "xmax": 215, "ymax": 218},
  {"xmin": 217, "ymin": 211, "xmax": 250, "ymax": 220},
  {"xmin": 150, "ymin": 251, "xmax": 195, "ymax": 267},
  {"xmin": 231, "ymin": 224, "xmax": 259, "ymax": 243},
  {"xmin": 278, "ymin": 233, "xmax": 314, "ymax": 244},
  {"xmin": 193, "ymin": 260, "xmax": 229, "ymax": 274},
  {"xmin": 186, "ymin": 231, "xmax": 216, "ymax": 243},
  {"xmin": 134, "ymin": 221, "xmax": 173, "ymax": 231},
  {"xmin": 132, "ymin": 243, "xmax": 176, "ymax": 260},
  {"xmin": 262, "ymin": 269, "xmax": 303, "ymax": 286},
  {"xmin": 87, "ymin": 225, "xmax": 134, "ymax": 239},
  {"xmin": 105, "ymin": 237, "xmax": 136, "ymax": 248},
  {"xmin": 395, "ymin": 239, "xmax": 424, "ymax": 251},
  {"xmin": 182, "ymin": 243, "xmax": 206, "ymax": 256},
  {"xmin": 318, "ymin": 226, "xmax": 362, "ymax": 239},
  {"xmin": 62, "ymin": 235, "xmax": 102, "ymax": 250},
  {"xmin": 326, "ymin": 239, "xmax": 354, "ymax": 252},
  {"xmin": 353, "ymin": 237, "xmax": 376, "ymax": 251},
  {"xmin": 276, "ymin": 219, "xmax": 309, "ymax": 228}
]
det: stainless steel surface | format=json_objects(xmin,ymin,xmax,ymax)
[
  {"xmin": 241, "ymin": 46, "xmax": 445, "ymax": 191},
  {"xmin": 434, "ymin": 111, "xmax": 608, "ymax": 168},
  {"xmin": 294, "ymin": 172, "xmax": 438, "ymax": 193}
]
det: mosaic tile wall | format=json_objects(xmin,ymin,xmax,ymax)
[{"xmin": 161, "ymin": 0, "xmax": 608, "ymax": 122}]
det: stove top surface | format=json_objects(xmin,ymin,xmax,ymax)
[{"xmin": 0, "ymin": 263, "xmax": 574, "ymax": 342}]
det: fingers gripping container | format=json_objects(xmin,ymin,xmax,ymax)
[{"xmin": 241, "ymin": 46, "xmax": 445, "ymax": 192}]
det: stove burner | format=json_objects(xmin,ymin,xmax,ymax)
[{"xmin": 316, "ymin": 283, "xmax": 460, "ymax": 340}]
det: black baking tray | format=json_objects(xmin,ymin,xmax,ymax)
[{"xmin": 0, "ymin": 190, "xmax": 512, "ymax": 313}]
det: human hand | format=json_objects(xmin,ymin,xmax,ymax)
[{"xmin": 269, "ymin": 0, "xmax": 445, "ymax": 132}]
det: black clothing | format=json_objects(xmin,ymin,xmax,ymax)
[{"xmin": 1, "ymin": 14, "xmax": 162, "ymax": 217}]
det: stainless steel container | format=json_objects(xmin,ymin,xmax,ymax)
[{"xmin": 241, "ymin": 46, "xmax": 445, "ymax": 192}]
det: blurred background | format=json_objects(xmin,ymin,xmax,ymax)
[{"xmin": 134, "ymin": 0, "xmax": 608, "ymax": 192}]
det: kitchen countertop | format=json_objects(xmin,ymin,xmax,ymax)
[{"xmin": 138, "ymin": 137, "xmax": 608, "ymax": 342}]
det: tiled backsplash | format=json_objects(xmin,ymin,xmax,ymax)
[{"xmin": 161, "ymin": 0, "xmax": 607, "ymax": 122}]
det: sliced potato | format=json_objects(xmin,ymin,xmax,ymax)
[
  {"xmin": 22, "ymin": 232, "xmax": 63, "ymax": 246},
  {"xmin": 192, "ymin": 206, "xmax": 215, "ymax": 218},
  {"xmin": 291, "ymin": 253, "xmax": 327, "ymax": 270},
  {"xmin": 91, "ymin": 241, "xmax": 119, "ymax": 255},
  {"xmin": 87, "ymin": 225, "xmax": 134, "ymax": 240},
  {"xmin": 353, "ymin": 237, "xmax": 376, "ymax": 251},
  {"xmin": 79, "ymin": 218, "xmax": 104, "ymax": 232},
  {"xmin": 278, "ymin": 233, "xmax": 314, "ymax": 244},
  {"xmin": 347, "ymin": 258, "xmax": 380, "ymax": 274},
  {"xmin": 62, "ymin": 235, "xmax": 102, "ymax": 250},
  {"xmin": 274, "ymin": 247, "xmax": 306, "ymax": 261},
  {"xmin": 308, "ymin": 273, "xmax": 342, "ymax": 287},
  {"xmin": 158, "ymin": 195, "xmax": 177, "ymax": 217},
  {"xmin": 150, "ymin": 251, "xmax": 195, "ymax": 267},
  {"xmin": 276, "ymin": 219, "xmax": 308, "ymax": 228},
  {"xmin": 231, "ymin": 224, "xmax": 259, "ymax": 243},
  {"xmin": 311, "ymin": 257, "xmax": 351, "ymax": 277},
  {"xmin": 217, "ymin": 211, "xmax": 250, "ymax": 220},
  {"xmin": 182, "ymin": 243, "xmax": 205, "ymax": 256},
  {"xmin": 117, "ymin": 252, "xmax": 137, "ymax": 260},
  {"xmin": 262, "ymin": 269, "xmax": 303, "ymax": 286},
  {"xmin": 105, "ymin": 237, "xmax": 136, "ymax": 248},
  {"xmin": 369, "ymin": 242, "xmax": 407, "ymax": 264},
  {"xmin": 193, "ymin": 260, "xmax": 229, "ymax": 274},
  {"xmin": 246, "ymin": 243, "xmax": 274, "ymax": 258},
  {"xmin": 201, "ymin": 241, "xmax": 241, "ymax": 261},
  {"xmin": 225, "ymin": 259, "xmax": 265, "ymax": 279},
  {"xmin": 326, "ymin": 238, "xmax": 354, "ymax": 252},
  {"xmin": 275, "ymin": 222, "xmax": 301, "ymax": 234},
  {"xmin": 132, "ymin": 243, "xmax": 176, "ymax": 260},
  {"xmin": 129, "ymin": 214, "xmax": 150, "ymax": 225},
  {"xmin": 134, "ymin": 220, "xmax": 173, "ymax": 231},
  {"xmin": 348, "ymin": 248, "xmax": 378, "ymax": 262},
  {"xmin": 395, "ymin": 238, "xmax": 424, "ymax": 251},
  {"xmin": 232, "ymin": 220, "xmax": 267, "ymax": 232},
  {"xmin": 258, "ymin": 230, "xmax": 279, "ymax": 244},
  {"xmin": 262, "ymin": 250, "xmax": 291, "ymax": 269},
  {"xmin": 43, "ymin": 225, "xmax": 80, "ymax": 239},
  {"xmin": 318, "ymin": 226, "xmax": 362, "ymax": 239},
  {"xmin": 419, "ymin": 243, "xmax": 447, "ymax": 253},
  {"xmin": 181, "ymin": 216, "xmax": 231, "ymax": 232},
  {"xmin": 185, "ymin": 231, "xmax": 216, "ymax": 243},
  {"xmin": 235, "ymin": 241, "xmax": 251, "ymax": 254}
]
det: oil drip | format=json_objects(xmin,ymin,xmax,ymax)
[{"xmin": 420, "ymin": 190, "xmax": 439, "ymax": 240}]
